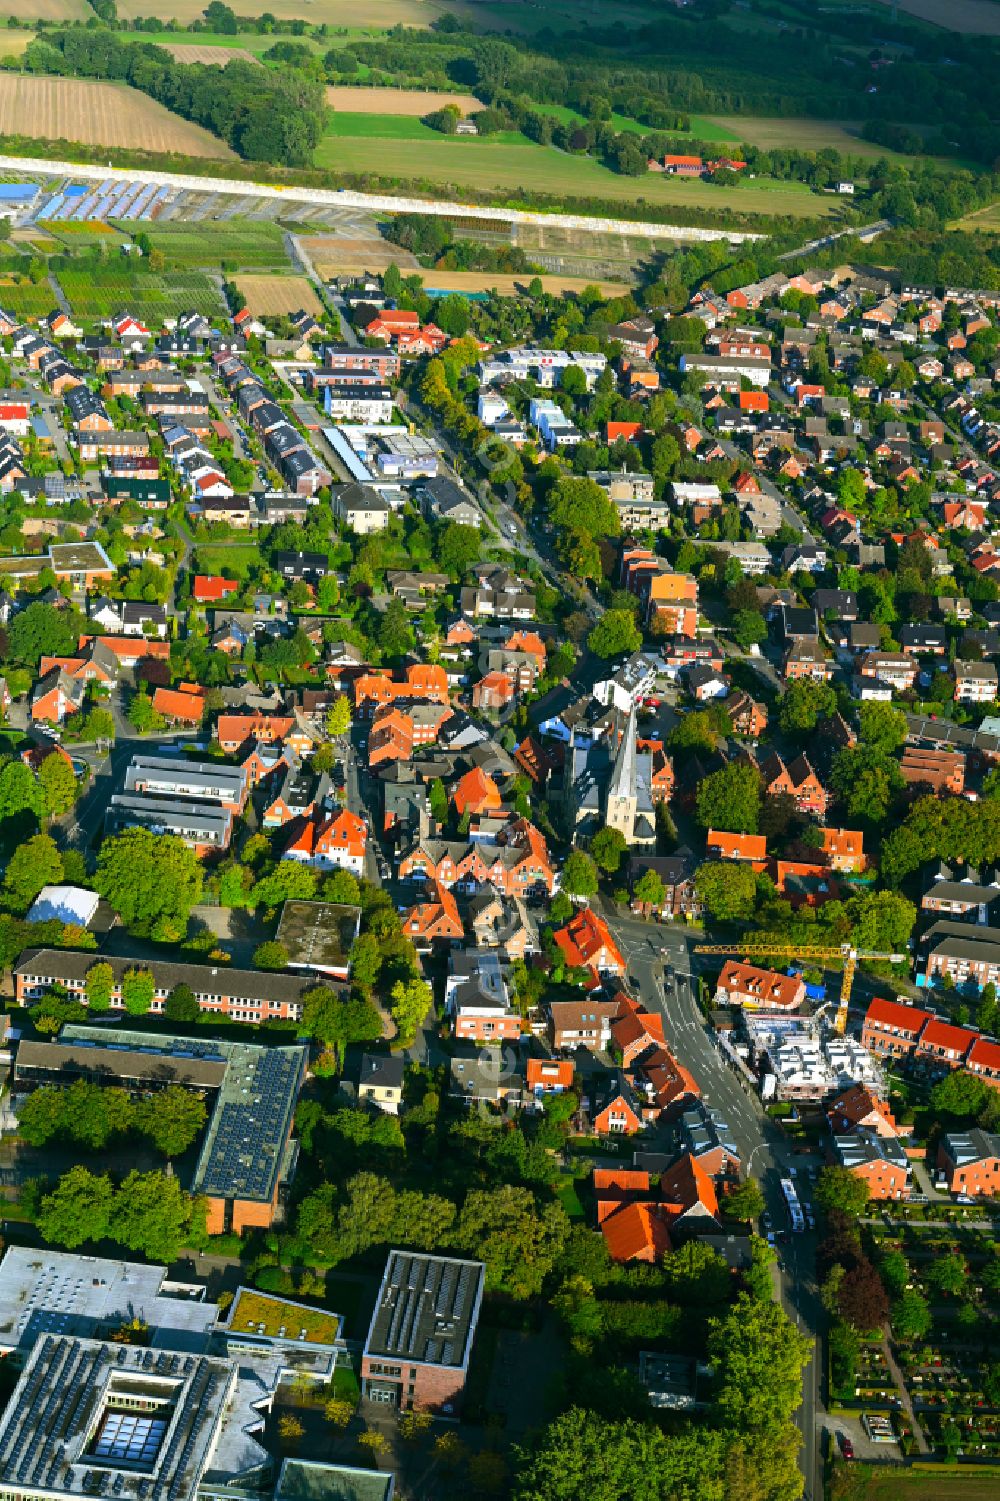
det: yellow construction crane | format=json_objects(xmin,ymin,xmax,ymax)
[{"xmin": 693, "ymin": 942, "xmax": 907, "ymax": 1034}]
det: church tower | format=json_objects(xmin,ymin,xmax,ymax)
[{"xmin": 604, "ymin": 706, "xmax": 638, "ymax": 842}]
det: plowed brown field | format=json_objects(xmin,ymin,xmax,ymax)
[{"xmin": 0, "ymin": 74, "xmax": 236, "ymax": 158}]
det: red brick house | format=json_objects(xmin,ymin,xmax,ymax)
[{"xmin": 861, "ymin": 997, "xmax": 933, "ymax": 1060}]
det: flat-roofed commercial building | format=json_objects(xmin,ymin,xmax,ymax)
[
  {"xmin": 361, "ymin": 1251, "xmax": 484, "ymax": 1414},
  {"xmin": 13, "ymin": 1025, "xmax": 307, "ymax": 1234}
]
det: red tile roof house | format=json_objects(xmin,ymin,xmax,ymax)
[
  {"xmin": 659, "ymin": 1153, "xmax": 721, "ymax": 1229},
  {"xmin": 705, "ymin": 830, "xmax": 768, "ymax": 870},
  {"xmin": 402, "ymin": 882, "xmax": 464, "ymax": 949},
  {"xmin": 151, "ymin": 685, "xmax": 206, "ymax": 725},
  {"xmin": 715, "ymin": 961, "xmax": 805, "ymax": 1011},
  {"xmin": 553, "ymin": 907, "xmax": 626, "ymax": 980},
  {"xmin": 827, "ymin": 1085, "xmax": 899, "ymax": 1138},
  {"xmin": 526, "ymin": 1057, "xmax": 576, "ymax": 1099},
  {"xmin": 593, "ymin": 1167, "xmax": 653, "ymax": 1223},
  {"xmin": 965, "ymin": 1035, "xmax": 1000, "ymax": 1088},
  {"xmin": 592, "ymin": 1075, "xmax": 644, "ymax": 1135},
  {"xmin": 281, "ymin": 808, "xmax": 367, "ymax": 874},
  {"xmin": 193, "ymin": 575, "xmax": 240, "ymax": 604},
  {"xmin": 832, "ymin": 1131, "xmax": 910, "ymax": 1200},
  {"xmin": 610, "ymin": 992, "xmax": 666, "ymax": 1070},
  {"xmin": 861, "ymin": 998, "xmax": 933, "ymax": 1060},
  {"xmin": 913, "ymin": 1017, "xmax": 977, "ymax": 1070},
  {"xmin": 759, "ymin": 751, "xmax": 829, "ymax": 818},
  {"xmin": 31, "ymin": 667, "xmax": 85, "ymax": 725},
  {"xmin": 601, "ymin": 1198, "xmax": 672, "ymax": 1264}
]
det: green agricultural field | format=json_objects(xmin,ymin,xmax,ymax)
[
  {"xmin": 115, "ymin": 220, "xmax": 292, "ymax": 272},
  {"xmin": 313, "ymin": 132, "xmax": 837, "ymax": 217},
  {"xmin": 121, "ymin": 30, "xmax": 322, "ymax": 54},
  {"xmin": 0, "ymin": 279, "xmax": 59, "ymax": 319},
  {"xmin": 830, "ymin": 1463, "xmax": 1000, "ymax": 1501},
  {"xmin": 56, "ymin": 267, "xmax": 225, "ymax": 322}
]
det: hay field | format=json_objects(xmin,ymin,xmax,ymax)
[
  {"xmin": 114, "ymin": 0, "xmax": 647, "ymax": 30},
  {"xmin": 163, "ymin": 43, "xmax": 259, "ymax": 64},
  {"xmin": 13, "ymin": 0, "xmax": 88, "ymax": 18},
  {"xmin": 115, "ymin": 0, "xmax": 461, "ymax": 23},
  {"xmin": 706, "ymin": 115, "xmax": 920, "ymax": 159},
  {"xmin": 952, "ymin": 200, "xmax": 1000, "ymax": 233},
  {"xmin": 0, "ymin": 32, "xmax": 36, "ymax": 57},
  {"xmin": 303, "ymin": 235, "xmax": 420, "ymax": 276},
  {"xmin": 871, "ymin": 0, "xmax": 1000, "ymax": 30},
  {"xmin": 233, "ymin": 274, "xmax": 324, "ymax": 317},
  {"xmin": 0, "ymin": 75, "xmax": 236, "ymax": 158},
  {"xmin": 313, "ymin": 134, "xmax": 837, "ymax": 217},
  {"xmin": 326, "ymin": 86, "xmax": 482, "ymax": 115},
  {"xmin": 423, "ymin": 269, "xmax": 634, "ymax": 296}
]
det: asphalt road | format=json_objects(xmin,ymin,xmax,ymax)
[{"xmin": 599, "ymin": 904, "xmax": 824, "ymax": 1501}]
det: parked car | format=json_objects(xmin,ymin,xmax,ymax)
[{"xmin": 838, "ymin": 1433, "xmax": 855, "ymax": 1461}]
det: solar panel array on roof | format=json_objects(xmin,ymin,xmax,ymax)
[{"xmin": 198, "ymin": 1049, "xmax": 302, "ymax": 1201}]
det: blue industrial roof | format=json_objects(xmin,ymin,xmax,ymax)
[{"xmin": 0, "ymin": 184, "xmax": 36, "ymax": 201}]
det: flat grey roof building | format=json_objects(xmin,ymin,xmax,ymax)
[
  {"xmin": 0, "ymin": 1334, "xmax": 245, "ymax": 1501},
  {"xmin": 0, "ymin": 1249, "xmax": 216, "ymax": 1359},
  {"xmin": 106, "ymin": 794, "xmax": 233, "ymax": 849},
  {"xmin": 363, "ymin": 1251, "xmax": 484, "ymax": 1373},
  {"xmin": 14, "ymin": 1026, "xmax": 307, "ymax": 1211}
]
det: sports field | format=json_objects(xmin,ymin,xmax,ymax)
[
  {"xmin": 11, "ymin": 0, "xmax": 88, "ymax": 18},
  {"xmin": 233, "ymin": 274, "xmax": 323, "ymax": 317},
  {"xmin": 326, "ymin": 86, "xmax": 482, "ymax": 115},
  {"xmin": 313, "ymin": 133, "xmax": 837, "ymax": 217},
  {"xmin": 0, "ymin": 75, "xmax": 236, "ymax": 159}
]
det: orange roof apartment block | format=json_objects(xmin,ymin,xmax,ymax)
[
  {"xmin": 526, "ymin": 1058, "xmax": 575, "ymax": 1097},
  {"xmin": 620, "ymin": 548, "xmax": 698, "ymax": 635},
  {"xmin": 282, "ymin": 808, "xmax": 367, "ymax": 874},
  {"xmin": 354, "ymin": 663, "xmax": 449, "ymax": 716},
  {"xmin": 601, "ymin": 1201, "xmax": 672, "ymax": 1263}
]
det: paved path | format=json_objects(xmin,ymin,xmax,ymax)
[
  {"xmin": 881, "ymin": 1335, "xmax": 930, "ymax": 1453},
  {"xmin": 0, "ymin": 152, "xmax": 766, "ymax": 245}
]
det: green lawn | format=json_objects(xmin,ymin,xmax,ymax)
[
  {"xmin": 193, "ymin": 543, "xmax": 258, "ymax": 578},
  {"xmin": 556, "ymin": 1179, "xmax": 586, "ymax": 1221},
  {"xmin": 313, "ymin": 132, "xmax": 836, "ymax": 217}
]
